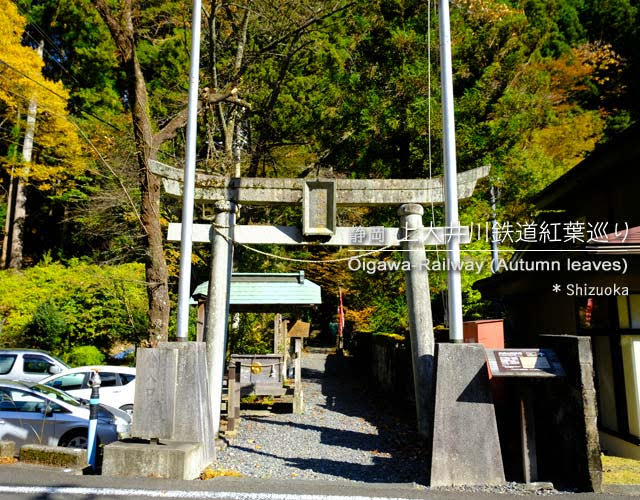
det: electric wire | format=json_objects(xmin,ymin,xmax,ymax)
[
  {"xmin": 28, "ymin": 22, "xmax": 66, "ymax": 60},
  {"xmin": 0, "ymin": 82, "xmax": 144, "ymax": 230},
  {"xmin": 0, "ymin": 56, "xmax": 121, "ymax": 131},
  {"xmin": 0, "ymin": 130, "xmax": 80, "ymax": 167},
  {"xmin": 22, "ymin": 28, "xmax": 81, "ymax": 86},
  {"xmin": 209, "ymin": 223, "xmax": 407, "ymax": 264},
  {"xmin": 0, "ymin": 58, "xmax": 68, "ymax": 102}
]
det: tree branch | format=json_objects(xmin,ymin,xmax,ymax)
[
  {"xmin": 94, "ymin": 0, "xmax": 132, "ymax": 60},
  {"xmin": 244, "ymin": 2, "xmax": 354, "ymax": 73},
  {"xmin": 234, "ymin": 2, "xmax": 252, "ymax": 73},
  {"xmin": 152, "ymin": 89, "xmax": 251, "ymax": 148},
  {"xmin": 152, "ymin": 107, "xmax": 190, "ymax": 148}
]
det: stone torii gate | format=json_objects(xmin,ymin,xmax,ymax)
[{"xmin": 151, "ymin": 160, "xmax": 489, "ymax": 439}]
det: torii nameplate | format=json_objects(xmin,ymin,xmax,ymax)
[{"xmin": 150, "ymin": 160, "xmax": 489, "ymax": 206}]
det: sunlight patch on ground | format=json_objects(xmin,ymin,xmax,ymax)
[
  {"xmin": 602, "ymin": 454, "xmax": 640, "ymax": 484},
  {"xmin": 200, "ymin": 467, "xmax": 245, "ymax": 480}
]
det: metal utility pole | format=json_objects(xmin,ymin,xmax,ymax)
[
  {"xmin": 439, "ymin": 0, "xmax": 464, "ymax": 343},
  {"xmin": 176, "ymin": 0, "xmax": 203, "ymax": 340}
]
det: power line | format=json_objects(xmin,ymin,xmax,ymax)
[
  {"xmin": 0, "ymin": 58, "xmax": 121, "ymax": 131},
  {"xmin": 0, "ymin": 111, "xmax": 108, "ymax": 182},
  {"xmin": 0, "ymin": 83, "xmax": 144, "ymax": 229},
  {"xmin": 0, "ymin": 129, "xmax": 81, "ymax": 167},
  {"xmin": 22, "ymin": 29, "xmax": 81, "ymax": 86},
  {"xmin": 0, "ymin": 132, "xmax": 60, "ymax": 164},
  {"xmin": 0, "ymin": 57, "xmax": 68, "ymax": 102},
  {"xmin": 78, "ymin": 109, "xmax": 122, "ymax": 132},
  {"xmin": 11, "ymin": 5, "xmax": 120, "ymax": 130},
  {"xmin": 11, "ymin": 2, "xmax": 67, "ymax": 61},
  {"xmin": 6, "ymin": 6, "xmax": 124, "ymax": 143},
  {"xmin": 29, "ymin": 23, "xmax": 65, "ymax": 60}
]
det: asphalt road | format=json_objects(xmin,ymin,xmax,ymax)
[{"xmin": 0, "ymin": 465, "xmax": 636, "ymax": 500}]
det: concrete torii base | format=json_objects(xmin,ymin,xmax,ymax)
[
  {"xmin": 102, "ymin": 440, "xmax": 203, "ymax": 480},
  {"xmin": 102, "ymin": 342, "xmax": 214, "ymax": 480},
  {"xmin": 430, "ymin": 343, "xmax": 505, "ymax": 487}
]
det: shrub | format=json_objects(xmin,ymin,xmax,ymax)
[
  {"xmin": 63, "ymin": 345, "xmax": 105, "ymax": 367},
  {"xmin": 24, "ymin": 302, "xmax": 68, "ymax": 352},
  {"xmin": 0, "ymin": 261, "xmax": 148, "ymax": 353}
]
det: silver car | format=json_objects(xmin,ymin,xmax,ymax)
[{"xmin": 0, "ymin": 380, "xmax": 130, "ymax": 452}]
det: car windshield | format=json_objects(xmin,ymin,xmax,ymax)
[{"xmin": 31, "ymin": 383, "xmax": 82, "ymax": 407}]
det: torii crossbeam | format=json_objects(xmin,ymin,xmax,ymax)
[{"xmin": 151, "ymin": 160, "xmax": 489, "ymax": 206}]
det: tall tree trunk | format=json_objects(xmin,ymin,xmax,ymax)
[
  {"xmin": 1, "ymin": 176, "xmax": 18, "ymax": 268},
  {"xmin": 1, "ymin": 42, "xmax": 42, "ymax": 269},
  {"xmin": 4, "ymin": 178, "xmax": 26, "ymax": 269},
  {"xmin": 95, "ymin": 1, "xmax": 169, "ymax": 344},
  {"xmin": 132, "ymin": 57, "xmax": 170, "ymax": 345},
  {"xmin": 1, "ymin": 109, "xmax": 19, "ymax": 268}
]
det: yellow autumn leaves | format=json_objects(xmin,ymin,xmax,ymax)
[{"xmin": 0, "ymin": 0, "xmax": 84, "ymax": 192}]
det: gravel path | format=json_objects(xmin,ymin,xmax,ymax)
[{"xmin": 215, "ymin": 349, "xmax": 429, "ymax": 485}]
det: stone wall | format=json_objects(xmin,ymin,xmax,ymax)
[
  {"xmin": 351, "ymin": 332, "xmax": 414, "ymax": 403},
  {"xmin": 535, "ymin": 334, "xmax": 602, "ymax": 492}
]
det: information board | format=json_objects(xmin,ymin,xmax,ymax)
[{"xmin": 486, "ymin": 348, "xmax": 565, "ymax": 378}]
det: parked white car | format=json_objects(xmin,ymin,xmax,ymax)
[
  {"xmin": 0, "ymin": 350, "xmax": 68, "ymax": 383},
  {"xmin": 40, "ymin": 366, "xmax": 136, "ymax": 416}
]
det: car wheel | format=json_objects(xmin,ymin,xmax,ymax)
[
  {"xmin": 59, "ymin": 430, "xmax": 88, "ymax": 449},
  {"xmin": 119, "ymin": 404, "xmax": 134, "ymax": 417}
]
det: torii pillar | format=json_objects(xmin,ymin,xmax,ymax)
[
  {"xmin": 399, "ymin": 204, "xmax": 434, "ymax": 439},
  {"xmin": 203, "ymin": 200, "xmax": 237, "ymax": 437}
]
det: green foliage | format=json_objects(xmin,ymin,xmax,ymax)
[
  {"xmin": 168, "ymin": 303, "xmax": 199, "ymax": 342},
  {"xmin": 17, "ymin": 0, "xmax": 125, "ymax": 117},
  {"xmin": 368, "ymin": 289, "xmax": 410, "ymax": 334},
  {"xmin": 24, "ymin": 301, "xmax": 68, "ymax": 351},
  {"xmin": 227, "ymin": 313, "xmax": 272, "ymax": 356},
  {"xmin": 62, "ymin": 345, "xmax": 105, "ymax": 367},
  {"xmin": 3, "ymin": 0, "xmax": 640, "ymax": 354},
  {"xmin": 319, "ymin": 0, "xmax": 441, "ymax": 179},
  {"xmin": 0, "ymin": 260, "xmax": 148, "ymax": 355},
  {"xmin": 372, "ymin": 332, "xmax": 405, "ymax": 342},
  {"xmin": 0, "ymin": 201, "xmax": 5, "ymax": 228}
]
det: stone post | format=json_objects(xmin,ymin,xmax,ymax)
[
  {"xmin": 430, "ymin": 343, "xmax": 505, "ymax": 486},
  {"xmin": 204, "ymin": 200, "xmax": 237, "ymax": 437},
  {"xmin": 293, "ymin": 337, "xmax": 304, "ymax": 414},
  {"xmin": 274, "ymin": 313, "xmax": 282, "ymax": 354},
  {"xmin": 398, "ymin": 204, "xmax": 435, "ymax": 439}
]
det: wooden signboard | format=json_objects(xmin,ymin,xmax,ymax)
[
  {"xmin": 287, "ymin": 320, "xmax": 310, "ymax": 338},
  {"xmin": 486, "ymin": 348, "xmax": 565, "ymax": 378}
]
